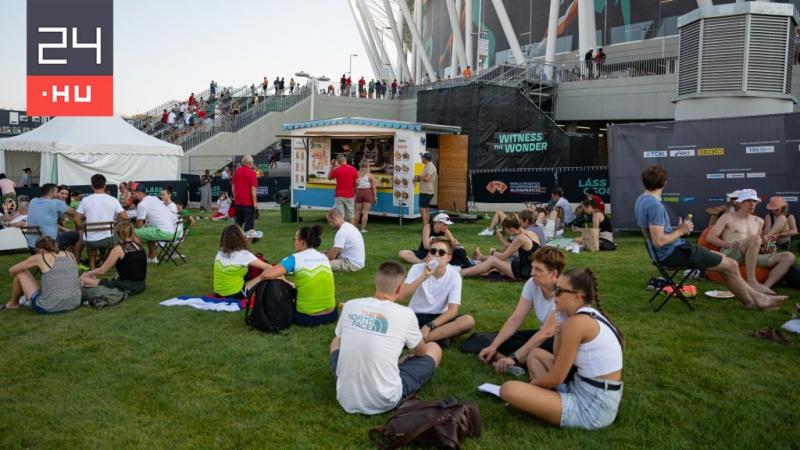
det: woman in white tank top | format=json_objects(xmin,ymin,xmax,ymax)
[
  {"xmin": 499, "ymin": 268, "xmax": 624, "ymax": 430},
  {"xmin": 353, "ymin": 159, "xmax": 377, "ymax": 233}
]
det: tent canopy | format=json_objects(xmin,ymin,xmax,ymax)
[{"xmin": 0, "ymin": 117, "xmax": 182, "ymax": 186}]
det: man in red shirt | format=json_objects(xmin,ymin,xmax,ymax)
[
  {"xmin": 328, "ymin": 153, "xmax": 359, "ymax": 223},
  {"xmin": 358, "ymin": 77, "xmax": 366, "ymax": 96},
  {"xmin": 232, "ymin": 154, "xmax": 259, "ymax": 231}
]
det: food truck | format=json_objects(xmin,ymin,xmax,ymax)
[{"xmin": 282, "ymin": 117, "xmax": 463, "ymax": 219}]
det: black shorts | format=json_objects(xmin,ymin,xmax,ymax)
[
  {"xmin": 330, "ymin": 350, "xmax": 436, "ymax": 399},
  {"xmin": 661, "ymin": 242, "xmax": 722, "ymax": 270},
  {"xmin": 510, "ymin": 257, "xmax": 531, "ymax": 280},
  {"xmin": 496, "ymin": 330, "xmax": 555, "ymax": 356},
  {"xmin": 57, "ymin": 231, "xmax": 79, "ymax": 249},
  {"xmin": 419, "ymin": 193, "xmax": 434, "ymax": 208}
]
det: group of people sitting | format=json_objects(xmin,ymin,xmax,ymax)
[{"xmin": 3, "ymin": 174, "xmax": 193, "ymax": 313}]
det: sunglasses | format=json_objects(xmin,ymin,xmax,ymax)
[
  {"xmin": 429, "ymin": 248, "xmax": 449, "ymax": 257},
  {"xmin": 554, "ymin": 285, "xmax": 579, "ymax": 296}
]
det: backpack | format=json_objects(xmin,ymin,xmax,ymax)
[
  {"xmin": 368, "ymin": 396, "xmax": 480, "ymax": 449},
  {"xmin": 244, "ymin": 279, "xmax": 295, "ymax": 333}
]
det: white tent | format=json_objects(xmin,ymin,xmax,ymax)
[{"xmin": 0, "ymin": 117, "xmax": 183, "ymax": 186}]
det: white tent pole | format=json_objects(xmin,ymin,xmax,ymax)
[
  {"xmin": 383, "ymin": 0, "xmax": 413, "ymax": 82},
  {"xmin": 490, "ymin": 0, "xmax": 525, "ymax": 64},
  {"xmin": 348, "ymin": 0, "xmax": 382, "ymax": 79},
  {"xmin": 465, "ymin": 0, "xmax": 473, "ymax": 68},
  {"xmin": 545, "ymin": 0, "xmax": 559, "ymax": 80},
  {"xmin": 446, "ymin": 0, "xmax": 468, "ymax": 74},
  {"xmin": 398, "ymin": 0, "xmax": 438, "ymax": 81}
]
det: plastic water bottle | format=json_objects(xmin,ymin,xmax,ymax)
[
  {"xmin": 506, "ymin": 365, "xmax": 527, "ymax": 377},
  {"xmin": 427, "ymin": 259, "xmax": 439, "ymax": 271},
  {"xmin": 555, "ymin": 311, "xmax": 567, "ymax": 334}
]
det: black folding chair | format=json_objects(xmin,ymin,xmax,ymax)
[
  {"xmin": 20, "ymin": 225, "xmax": 41, "ymax": 254},
  {"xmin": 157, "ymin": 217, "xmax": 187, "ymax": 266},
  {"xmin": 642, "ymin": 228, "xmax": 694, "ymax": 312}
]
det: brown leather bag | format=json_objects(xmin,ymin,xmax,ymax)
[{"xmin": 368, "ymin": 396, "xmax": 480, "ymax": 449}]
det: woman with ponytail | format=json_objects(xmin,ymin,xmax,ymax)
[
  {"xmin": 499, "ymin": 268, "xmax": 624, "ymax": 430},
  {"xmin": 252, "ymin": 225, "xmax": 338, "ymax": 326}
]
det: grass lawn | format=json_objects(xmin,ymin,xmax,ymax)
[{"xmin": 1, "ymin": 210, "xmax": 799, "ymax": 449}]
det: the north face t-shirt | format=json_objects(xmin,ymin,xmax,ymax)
[{"xmin": 334, "ymin": 297, "xmax": 423, "ymax": 415}]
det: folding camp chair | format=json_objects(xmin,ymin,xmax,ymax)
[
  {"xmin": 20, "ymin": 225, "xmax": 41, "ymax": 254},
  {"xmin": 157, "ymin": 217, "xmax": 187, "ymax": 266},
  {"xmin": 83, "ymin": 221, "xmax": 116, "ymax": 269},
  {"xmin": 641, "ymin": 228, "xmax": 694, "ymax": 312}
]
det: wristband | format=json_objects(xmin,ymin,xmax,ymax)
[
  {"xmin": 426, "ymin": 321, "xmax": 438, "ymax": 330},
  {"xmin": 509, "ymin": 352, "xmax": 520, "ymax": 365}
]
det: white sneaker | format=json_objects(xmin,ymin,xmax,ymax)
[
  {"xmin": 19, "ymin": 296, "xmax": 30, "ymax": 306},
  {"xmin": 360, "ymin": 229, "xmax": 368, "ymax": 233},
  {"xmin": 477, "ymin": 228, "xmax": 494, "ymax": 236},
  {"xmin": 147, "ymin": 257, "xmax": 159, "ymax": 264}
]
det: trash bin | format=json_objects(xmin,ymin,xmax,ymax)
[
  {"xmin": 280, "ymin": 202, "xmax": 298, "ymax": 223},
  {"xmin": 276, "ymin": 189, "xmax": 297, "ymax": 223}
]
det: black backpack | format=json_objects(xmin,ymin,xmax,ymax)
[{"xmin": 244, "ymin": 279, "xmax": 296, "ymax": 333}]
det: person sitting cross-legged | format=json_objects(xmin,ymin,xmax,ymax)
[
  {"xmin": 79, "ymin": 221, "xmax": 147, "ymax": 296},
  {"xmin": 635, "ymin": 166, "xmax": 785, "ymax": 309},
  {"xmin": 477, "ymin": 247, "xmax": 565, "ymax": 376},
  {"xmin": 398, "ymin": 213, "xmax": 473, "ymax": 269},
  {"xmin": 500, "ymin": 268, "xmax": 624, "ymax": 430},
  {"xmin": 398, "ymin": 237, "xmax": 475, "ymax": 346},
  {"xmin": 705, "ymin": 188, "xmax": 795, "ymax": 295},
  {"xmin": 212, "ymin": 224, "xmax": 272, "ymax": 299},
  {"xmin": 329, "ymin": 261, "xmax": 442, "ymax": 415},
  {"xmin": 251, "ymin": 225, "xmax": 338, "ymax": 326},
  {"xmin": 460, "ymin": 213, "xmax": 540, "ymax": 279},
  {"xmin": 324, "ymin": 208, "xmax": 365, "ymax": 272}
]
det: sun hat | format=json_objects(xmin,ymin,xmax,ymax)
[
  {"xmin": 432, "ymin": 213, "xmax": 454, "ymax": 225},
  {"xmin": 766, "ymin": 196, "xmax": 788, "ymax": 210},
  {"xmin": 725, "ymin": 190, "xmax": 740, "ymax": 199},
  {"xmin": 735, "ymin": 188, "xmax": 759, "ymax": 203}
]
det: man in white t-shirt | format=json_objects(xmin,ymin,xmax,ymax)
[
  {"xmin": 329, "ymin": 261, "xmax": 442, "ymax": 415},
  {"xmin": 77, "ymin": 174, "xmax": 128, "ymax": 269},
  {"xmin": 325, "ymin": 208, "xmax": 365, "ymax": 272},
  {"xmin": 400, "ymin": 237, "xmax": 475, "ymax": 345},
  {"xmin": 550, "ymin": 187, "xmax": 574, "ymax": 225},
  {"xmin": 130, "ymin": 183, "xmax": 178, "ymax": 264}
]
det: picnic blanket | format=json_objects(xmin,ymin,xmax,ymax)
[
  {"xmin": 160, "ymin": 295, "xmax": 245, "ymax": 312},
  {"xmin": 545, "ymin": 237, "xmax": 582, "ymax": 253}
]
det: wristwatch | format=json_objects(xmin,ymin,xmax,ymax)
[
  {"xmin": 508, "ymin": 352, "xmax": 520, "ymax": 365},
  {"xmin": 426, "ymin": 321, "xmax": 438, "ymax": 330}
]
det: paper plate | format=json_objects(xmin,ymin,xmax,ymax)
[{"xmin": 705, "ymin": 290, "xmax": 735, "ymax": 299}]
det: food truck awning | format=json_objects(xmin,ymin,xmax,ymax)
[{"xmin": 282, "ymin": 117, "xmax": 461, "ymax": 135}]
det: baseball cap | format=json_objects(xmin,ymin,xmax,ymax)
[
  {"xmin": 725, "ymin": 190, "xmax": 740, "ymax": 199},
  {"xmin": 735, "ymin": 188, "xmax": 759, "ymax": 203},
  {"xmin": 432, "ymin": 213, "xmax": 453, "ymax": 225},
  {"xmin": 130, "ymin": 182, "xmax": 146, "ymax": 192}
]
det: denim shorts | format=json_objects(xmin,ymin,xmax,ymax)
[{"xmin": 560, "ymin": 373, "xmax": 623, "ymax": 429}]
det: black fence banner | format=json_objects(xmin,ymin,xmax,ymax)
[
  {"xmin": 609, "ymin": 113, "xmax": 800, "ymax": 230},
  {"xmin": 470, "ymin": 169, "xmax": 555, "ymax": 203},
  {"xmin": 555, "ymin": 167, "xmax": 610, "ymax": 203},
  {"xmin": 188, "ymin": 177, "xmax": 290, "ymax": 203}
]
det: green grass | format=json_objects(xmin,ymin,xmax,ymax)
[{"xmin": 1, "ymin": 210, "xmax": 799, "ymax": 449}]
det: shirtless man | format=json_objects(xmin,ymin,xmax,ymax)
[{"xmin": 706, "ymin": 189, "xmax": 795, "ymax": 295}]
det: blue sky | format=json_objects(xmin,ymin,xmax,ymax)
[{"xmin": 0, "ymin": 0, "xmax": 374, "ymax": 115}]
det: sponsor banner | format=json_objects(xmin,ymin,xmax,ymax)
[
  {"xmin": 609, "ymin": 113, "xmax": 800, "ymax": 230},
  {"xmin": 556, "ymin": 167, "xmax": 611, "ymax": 203},
  {"xmin": 189, "ymin": 177, "xmax": 289, "ymax": 203},
  {"xmin": 490, "ymin": 132, "xmax": 549, "ymax": 154},
  {"xmin": 470, "ymin": 167, "xmax": 609, "ymax": 204}
]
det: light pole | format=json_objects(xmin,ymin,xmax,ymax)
[
  {"xmin": 295, "ymin": 72, "xmax": 330, "ymax": 120},
  {"xmin": 349, "ymin": 53, "xmax": 358, "ymax": 77}
]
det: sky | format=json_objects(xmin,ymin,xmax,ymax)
[{"xmin": 0, "ymin": 0, "xmax": 375, "ymax": 115}]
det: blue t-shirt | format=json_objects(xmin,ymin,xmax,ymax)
[
  {"xmin": 634, "ymin": 194, "xmax": 684, "ymax": 260},
  {"xmin": 26, "ymin": 197, "xmax": 68, "ymax": 247}
]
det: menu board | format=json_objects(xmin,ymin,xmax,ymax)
[
  {"xmin": 292, "ymin": 138, "xmax": 307, "ymax": 190},
  {"xmin": 309, "ymin": 138, "xmax": 331, "ymax": 176},
  {"xmin": 392, "ymin": 131, "xmax": 416, "ymax": 208}
]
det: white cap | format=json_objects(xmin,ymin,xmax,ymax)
[
  {"xmin": 736, "ymin": 188, "xmax": 760, "ymax": 203},
  {"xmin": 432, "ymin": 213, "xmax": 454, "ymax": 225},
  {"xmin": 725, "ymin": 190, "xmax": 740, "ymax": 199}
]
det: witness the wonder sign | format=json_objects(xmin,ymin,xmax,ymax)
[{"xmin": 491, "ymin": 132, "xmax": 549, "ymax": 154}]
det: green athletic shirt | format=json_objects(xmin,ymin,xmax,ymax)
[{"xmin": 279, "ymin": 248, "xmax": 335, "ymax": 314}]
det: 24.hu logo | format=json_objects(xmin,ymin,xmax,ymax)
[{"xmin": 26, "ymin": 0, "xmax": 113, "ymax": 116}]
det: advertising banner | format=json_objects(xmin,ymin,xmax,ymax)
[
  {"xmin": 556, "ymin": 167, "xmax": 611, "ymax": 203},
  {"xmin": 292, "ymin": 138, "xmax": 307, "ymax": 190},
  {"xmin": 609, "ymin": 113, "xmax": 800, "ymax": 230},
  {"xmin": 309, "ymin": 138, "xmax": 331, "ymax": 176},
  {"xmin": 470, "ymin": 169, "xmax": 554, "ymax": 203}
]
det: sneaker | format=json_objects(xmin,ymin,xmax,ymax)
[
  {"xmin": 19, "ymin": 295, "xmax": 30, "ymax": 306},
  {"xmin": 147, "ymin": 257, "xmax": 159, "ymax": 264},
  {"xmin": 477, "ymin": 228, "xmax": 494, "ymax": 236},
  {"xmin": 360, "ymin": 229, "xmax": 367, "ymax": 233}
]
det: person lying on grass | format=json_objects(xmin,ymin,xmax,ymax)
[
  {"xmin": 330, "ymin": 261, "xmax": 442, "ymax": 415},
  {"xmin": 79, "ymin": 222, "xmax": 147, "ymax": 296},
  {"xmin": 250, "ymin": 225, "xmax": 338, "ymax": 326},
  {"xmin": 477, "ymin": 247, "xmax": 565, "ymax": 375},
  {"xmin": 635, "ymin": 165, "xmax": 785, "ymax": 310},
  {"xmin": 212, "ymin": 224, "xmax": 271, "ymax": 299},
  {"xmin": 398, "ymin": 237, "xmax": 475, "ymax": 346},
  {"xmin": 398, "ymin": 213, "xmax": 473, "ymax": 268},
  {"xmin": 460, "ymin": 213, "xmax": 540, "ymax": 280},
  {"xmin": 4, "ymin": 236, "xmax": 81, "ymax": 314},
  {"xmin": 500, "ymin": 268, "xmax": 624, "ymax": 430}
]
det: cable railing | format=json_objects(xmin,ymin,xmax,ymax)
[{"xmin": 554, "ymin": 53, "xmax": 678, "ymax": 82}]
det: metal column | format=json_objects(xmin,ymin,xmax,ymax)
[
  {"xmin": 465, "ymin": 0, "xmax": 473, "ymax": 68},
  {"xmin": 578, "ymin": 0, "xmax": 597, "ymax": 60},
  {"xmin": 383, "ymin": 0, "xmax": 412, "ymax": 82},
  {"xmin": 398, "ymin": 0, "xmax": 438, "ymax": 81},
  {"xmin": 490, "ymin": 0, "xmax": 525, "ymax": 64},
  {"xmin": 350, "ymin": 0, "xmax": 383, "ymax": 79},
  {"xmin": 545, "ymin": 0, "xmax": 559, "ymax": 80}
]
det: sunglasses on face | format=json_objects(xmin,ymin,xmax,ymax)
[
  {"xmin": 429, "ymin": 248, "xmax": 449, "ymax": 257},
  {"xmin": 554, "ymin": 285, "xmax": 579, "ymax": 296}
]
